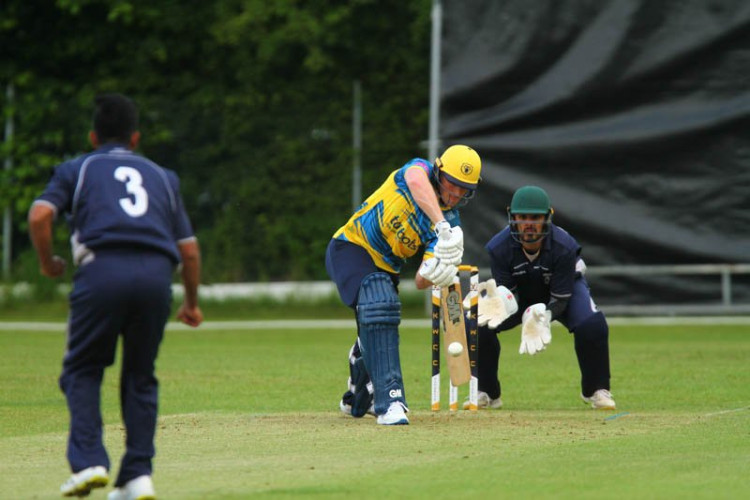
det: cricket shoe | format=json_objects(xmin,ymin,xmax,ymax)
[
  {"xmin": 339, "ymin": 398, "xmax": 375, "ymax": 417},
  {"xmin": 60, "ymin": 465, "xmax": 109, "ymax": 497},
  {"xmin": 462, "ymin": 391, "xmax": 502, "ymax": 410},
  {"xmin": 581, "ymin": 389, "xmax": 616, "ymax": 410},
  {"xmin": 107, "ymin": 475, "xmax": 156, "ymax": 500},
  {"xmin": 376, "ymin": 401, "xmax": 409, "ymax": 425}
]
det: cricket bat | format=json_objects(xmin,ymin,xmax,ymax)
[{"xmin": 440, "ymin": 280, "xmax": 471, "ymax": 386}]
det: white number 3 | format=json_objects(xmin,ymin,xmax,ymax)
[{"xmin": 114, "ymin": 166, "xmax": 149, "ymax": 217}]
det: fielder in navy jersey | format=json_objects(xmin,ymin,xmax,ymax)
[
  {"xmin": 469, "ymin": 185, "xmax": 615, "ymax": 411},
  {"xmin": 28, "ymin": 94, "xmax": 203, "ymax": 499}
]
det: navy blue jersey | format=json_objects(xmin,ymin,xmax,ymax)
[
  {"xmin": 485, "ymin": 223, "xmax": 580, "ymax": 307},
  {"xmin": 33, "ymin": 144, "xmax": 194, "ymax": 264}
]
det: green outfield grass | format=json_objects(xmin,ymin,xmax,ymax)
[{"xmin": 1, "ymin": 321, "xmax": 749, "ymax": 499}]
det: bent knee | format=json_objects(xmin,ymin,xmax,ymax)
[
  {"xmin": 573, "ymin": 312, "xmax": 608, "ymax": 341},
  {"xmin": 357, "ymin": 272, "xmax": 401, "ymax": 326}
]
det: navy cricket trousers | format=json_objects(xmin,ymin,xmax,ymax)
[
  {"xmin": 477, "ymin": 277, "xmax": 610, "ymax": 398},
  {"xmin": 59, "ymin": 250, "xmax": 173, "ymax": 486}
]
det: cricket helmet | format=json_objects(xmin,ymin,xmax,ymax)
[
  {"xmin": 435, "ymin": 145, "xmax": 482, "ymax": 190},
  {"xmin": 507, "ymin": 185, "xmax": 553, "ymax": 243},
  {"xmin": 433, "ymin": 145, "xmax": 482, "ymax": 206}
]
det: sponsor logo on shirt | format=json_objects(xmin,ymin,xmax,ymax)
[{"xmin": 388, "ymin": 216, "xmax": 418, "ymax": 251}]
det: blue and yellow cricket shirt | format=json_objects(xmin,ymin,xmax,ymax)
[{"xmin": 333, "ymin": 158, "xmax": 460, "ymax": 274}]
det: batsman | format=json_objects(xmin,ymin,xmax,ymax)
[
  {"xmin": 467, "ymin": 185, "xmax": 615, "ymax": 410},
  {"xmin": 325, "ymin": 145, "xmax": 482, "ymax": 425}
]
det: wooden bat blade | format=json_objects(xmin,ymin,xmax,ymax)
[{"xmin": 441, "ymin": 282, "xmax": 471, "ymax": 386}]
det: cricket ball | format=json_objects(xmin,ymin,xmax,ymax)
[{"xmin": 448, "ymin": 341, "xmax": 464, "ymax": 357}]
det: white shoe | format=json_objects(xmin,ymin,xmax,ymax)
[
  {"xmin": 339, "ymin": 399, "xmax": 376, "ymax": 417},
  {"xmin": 376, "ymin": 402, "xmax": 409, "ymax": 425},
  {"xmin": 462, "ymin": 391, "xmax": 503, "ymax": 410},
  {"xmin": 60, "ymin": 465, "xmax": 109, "ymax": 497},
  {"xmin": 581, "ymin": 389, "xmax": 616, "ymax": 410},
  {"xmin": 107, "ymin": 475, "xmax": 156, "ymax": 500}
]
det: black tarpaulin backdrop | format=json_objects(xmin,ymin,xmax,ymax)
[{"xmin": 441, "ymin": 0, "xmax": 750, "ymax": 306}]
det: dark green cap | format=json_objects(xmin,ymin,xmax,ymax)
[{"xmin": 509, "ymin": 186, "xmax": 550, "ymax": 214}]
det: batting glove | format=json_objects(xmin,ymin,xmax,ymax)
[
  {"xmin": 434, "ymin": 222, "xmax": 463, "ymax": 266},
  {"xmin": 434, "ymin": 220, "xmax": 452, "ymax": 238},
  {"xmin": 519, "ymin": 303, "xmax": 552, "ymax": 355},
  {"xmin": 419, "ymin": 257, "xmax": 457, "ymax": 288}
]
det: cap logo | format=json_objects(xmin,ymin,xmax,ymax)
[{"xmin": 461, "ymin": 163, "xmax": 473, "ymax": 175}]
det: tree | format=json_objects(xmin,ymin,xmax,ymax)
[{"xmin": 0, "ymin": 0, "xmax": 431, "ymax": 282}]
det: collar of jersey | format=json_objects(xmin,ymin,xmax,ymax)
[{"xmin": 95, "ymin": 143, "xmax": 132, "ymax": 154}]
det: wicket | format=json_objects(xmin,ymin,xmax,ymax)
[{"xmin": 431, "ymin": 265, "xmax": 479, "ymax": 412}]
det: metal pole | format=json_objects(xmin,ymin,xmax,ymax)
[
  {"xmin": 352, "ymin": 80, "xmax": 362, "ymax": 212},
  {"xmin": 426, "ymin": 0, "xmax": 443, "ymax": 315},
  {"xmin": 3, "ymin": 83, "xmax": 14, "ymax": 280},
  {"xmin": 721, "ymin": 266, "xmax": 731, "ymax": 307},
  {"xmin": 428, "ymin": 0, "xmax": 442, "ymax": 163}
]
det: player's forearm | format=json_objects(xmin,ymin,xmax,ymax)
[
  {"xmin": 414, "ymin": 272, "xmax": 432, "ymax": 290},
  {"xmin": 178, "ymin": 240, "xmax": 201, "ymax": 308},
  {"xmin": 404, "ymin": 167, "xmax": 445, "ymax": 224},
  {"xmin": 28, "ymin": 204, "xmax": 56, "ymax": 267}
]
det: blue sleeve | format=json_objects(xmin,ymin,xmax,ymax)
[
  {"xmin": 36, "ymin": 161, "xmax": 78, "ymax": 215},
  {"xmin": 550, "ymin": 249, "xmax": 576, "ymax": 298}
]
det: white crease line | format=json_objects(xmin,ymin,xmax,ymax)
[
  {"xmin": 703, "ymin": 406, "xmax": 750, "ymax": 417},
  {"xmin": 0, "ymin": 322, "xmax": 67, "ymax": 331}
]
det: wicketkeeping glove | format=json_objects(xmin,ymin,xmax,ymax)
[
  {"xmin": 519, "ymin": 303, "xmax": 552, "ymax": 355},
  {"xmin": 480, "ymin": 279, "xmax": 518, "ymax": 329},
  {"xmin": 419, "ymin": 257, "xmax": 457, "ymax": 288},
  {"xmin": 433, "ymin": 221, "xmax": 463, "ymax": 266},
  {"xmin": 462, "ymin": 279, "xmax": 518, "ymax": 329}
]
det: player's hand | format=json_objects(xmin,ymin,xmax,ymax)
[
  {"xmin": 466, "ymin": 279, "xmax": 518, "ymax": 329},
  {"xmin": 519, "ymin": 303, "xmax": 552, "ymax": 355},
  {"xmin": 434, "ymin": 221, "xmax": 463, "ymax": 266},
  {"xmin": 419, "ymin": 257, "xmax": 457, "ymax": 288},
  {"xmin": 41, "ymin": 255, "xmax": 66, "ymax": 278},
  {"xmin": 177, "ymin": 303, "xmax": 204, "ymax": 327}
]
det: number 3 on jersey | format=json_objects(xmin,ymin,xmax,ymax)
[{"xmin": 114, "ymin": 166, "xmax": 148, "ymax": 217}]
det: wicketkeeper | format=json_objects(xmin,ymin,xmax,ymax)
[
  {"xmin": 325, "ymin": 145, "xmax": 482, "ymax": 425},
  {"xmin": 466, "ymin": 185, "xmax": 615, "ymax": 410}
]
